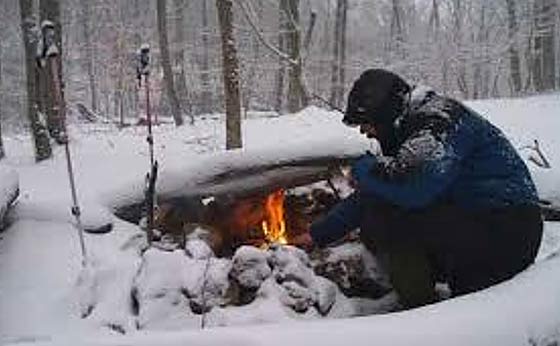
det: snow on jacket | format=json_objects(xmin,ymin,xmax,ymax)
[{"xmin": 310, "ymin": 87, "xmax": 539, "ymax": 246}]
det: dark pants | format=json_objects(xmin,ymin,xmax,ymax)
[{"xmin": 359, "ymin": 200, "xmax": 543, "ymax": 308}]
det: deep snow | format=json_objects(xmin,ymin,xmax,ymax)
[{"xmin": 1, "ymin": 94, "xmax": 560, "ymax": 345}]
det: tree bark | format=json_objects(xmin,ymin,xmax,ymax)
[
  {"xmin": 157, "ymin": 0, "xmax": 185, "ymax": 126},
  {"xmin": 284, "ymin": 0, "xmax": 308, "ymax": 113},
  {"xmin": 39, "ymin": 0, "xmax": 65, "ymax": 143},
  {"xmin": 80, "ymin": 0, "xmax": 97, "ymax": 112},
  {"xmin": 390, "ymin": 0, "xmax": 406, "ymax": 59},
  {"xmin": 19, "ymin": 0, "xmax": 52, "ymax": 162},
  {"xmin": 329, "ymin": 0, "xmax": 342, "ymax": 107},
  {"xmin": 532, "ymin": 0, "xmax": 557, "ymax": 92},
  {"xmin": 173, "ymin": 0, "xmax": 192, "ymax": 118},
  {"xmin": 505, "ymin": 0, "xmax": 522, "ymax": 95},
  {"xmin": 200, "ymin": 0, "xmax": 212, "ymax": 114},
  {"xmin": 452, "ymin": 0, "xmax": 468, "ymax": 98},
  {"xmin": 216, "ymin": 0, "xmax": 242, "ymax": 150},
  {"xmin": 274, "ymin": 1, "xmax": 288, "ymax": 113},
  {"xmin": 332, "ymin": 0, "xmax": 348, "ymax": 108}
]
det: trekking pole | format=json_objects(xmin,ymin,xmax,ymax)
[
  {"xmin": 137, "ymin": 44, "xmax": 158, "ymax": 245},
  {"xmin": 41, "ymin": 21, "xmax": 87, "ymax": 266}
]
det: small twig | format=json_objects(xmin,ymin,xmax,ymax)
[
  {"xmin": 310, "ymin": 93, "xmax": 345, "ymax": 114},
  {"xmin": 200, "ymin": 256, "xmax": 211, "ymax": 329},
  {"xmin": 532, "ymin": 140, "xmax": 551, "ymax": 169},
  {"xmin": 519, "ymin": 139, "xmax": 552, "ymax": 169},
  {"xmin": 326, "ymin": 178, "xmax": 341, "ymax": 201}
]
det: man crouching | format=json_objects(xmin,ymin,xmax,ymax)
[{"xmin": 297, "ymin": 69, "xmax": 543, "ymax": 309}]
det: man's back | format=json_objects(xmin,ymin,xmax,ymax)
[{"xmin": 403, "ymin": 89, "xmax": 539, "ymax": 209}]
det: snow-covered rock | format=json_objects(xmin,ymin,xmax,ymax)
[
  {"xmin": 269, "ymin": 245, "xmax": 338, "ymax": 315},
  {"xmin": 312, "ymin": 242, "xmax": 391, "ymax": 298},
  {"xmin": 228, "ymin": 246, "xmax": 272, "ymax": 305},
  {"xmin": 133, "ymin": 248, "xmax": 231, "ymax": 329}
]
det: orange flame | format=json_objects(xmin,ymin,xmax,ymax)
[{"xmin": 261, "ymin": 189, "xmax": 288, "ymax": 244}]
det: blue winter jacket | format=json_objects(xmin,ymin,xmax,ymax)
[{"xmin": 310, "ymin": 88, "xmax": 539, "ymax": 246}]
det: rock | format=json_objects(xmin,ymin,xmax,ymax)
[
  {"xmin": 280, "ymin": 281, "xmax": 315, "ymax": 313},
  {"xmin": 185, "ymin": 239, "xmax": 214, "ymax": 259},
  {"xmin": 269, "ymin": 245, "xmax": 334, "ymax": 314},
  {"xmin": 184, "ymin": 226, "xmax": 219, "ymax": 259},
  {"xmin": 227, "ymin": 246, "xmax": 271, "ymax": 305},
  {"xmin": 314, "ymin": 276, "xmax": 338, "ymax": 316},
  {"xmin": 312, "ymin": 242, "xmax": 391, "ymax": 299},
  {"xmin": 133, "ymin": 248, "xmax": 230, "ymax": 328},
  {"xmin": 187, "ymin": 258, "xmax": 231, "ymax": 314},
  {"xmin": 268, "ymin": 245, "xmax": 314, "ymax": 288}
]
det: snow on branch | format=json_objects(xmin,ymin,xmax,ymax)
[{"xmin": 519, "ymin": 139, "xmax": 552, "ymax": 169}]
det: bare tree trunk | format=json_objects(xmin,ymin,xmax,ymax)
[
  {"xmin": 318, "ymin": 1, "xmax": 332, "ymax": 98},
  {"xmin": 242, "ymin": 0, "xmax": 263, "ymax": 115},
  {"xmin": 473, "ymin": 2, "xmax": 489, "ymax": 100},
  {"xmin": 200, "ymin": 0, "xmax": 212, "ymax": 114},
  {"xmin": 173, "ymin": 0, "xmax": 192, "ymax": 117},
  {"xmin": 533, "ymin": 0, "xmax": 557, "ymax": 92},
  {"xmin": 274, "ymin": 1, "xmax": 288, "ymax": 113},
  {"xmin": 81, "ymin": 0, "xmax": 97, "ymax": 112},
  {"xmin": 284, "ymin": 0, "xmax": 308, "ymax": 113},
  {"xmin": 505, "ymin": 0, "xmax": 522, "ymax": 95},
  {"xmin": 329, "ymin": 0, "xmax": 342, "ymax": 107},
  {"xmin": 19, "ymin": 0, "xmax": 52, "ymax": 162},
  {"xmin": 452, "ymin": 0, "xmax": 468, "ymax": 98},
  {"xmin": 216, "ymin": 0, "xmax": 242, "ymax": 150},
  {"xmin": 157, "ymin": 0, "xmax": 185, "ymax": 126},
  {"xmin": 390, "ymin": 0, "xmax": 406, "ymax": 59},
  {"xmin": 336, "ymin": 0, "xmax": 348, "ymax": 108},
  {"xmin": 40, "ymin": 0, "xmax": 65, "ymax": 143}
]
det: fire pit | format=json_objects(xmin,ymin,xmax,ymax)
[
  {"xmin": 114, "ymin": 152, "xmax": 356, "ymax": 255},
  {"xmin": 101, "ymin": 147, "xmax": 395, "ymax": 331}
]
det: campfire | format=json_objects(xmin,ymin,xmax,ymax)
[
  {"xmin": 108, "ymin": 158, "xmax": 394, "ymax": 324},
  {"xmin": 126, "ymin": 179, "xmax": 343, "ymax": 257},
  {"xmin": 113, "ymin": 154, "xmax": 356, "ymax": 255},
  {"xmin": 261, "ymin": 189, "xmax": 288, "ymax": 245}
]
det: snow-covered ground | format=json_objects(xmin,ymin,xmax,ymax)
[{"xmin": 1, "ymin": 95, "xmax": 560, "ymax": 346}]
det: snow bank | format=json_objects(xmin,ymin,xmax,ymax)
[
  {"xmin": 2, "ymin": 95, "xmax": 560, "ymax": 345},
  {"xmin": 467, "ymin": 94, "xmax": 560, "ymax": 204},
  {"xmin": 9, "ymin": 247, "xmax": 560, "ymax": 346}
]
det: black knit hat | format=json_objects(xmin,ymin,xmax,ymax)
[{"xmin": 343, "ymin": 69, "xmax": 411, "ymax": 127}]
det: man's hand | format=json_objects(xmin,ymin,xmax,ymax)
[{"xmin": 351, "ymin": 153, "xmax": 378, "ymax": 186}]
